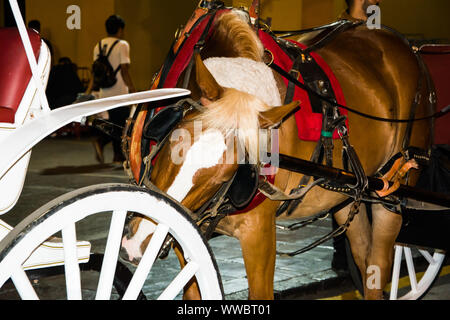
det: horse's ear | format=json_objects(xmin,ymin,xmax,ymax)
[
  {"xmin": 195, "ymin": 53, "xmax": 224, "ymax": 102},
  {"xmin": 259, "ymin": 101, "xmax": 300, "ymax": 128}
]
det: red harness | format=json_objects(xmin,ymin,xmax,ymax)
[
  {"xmin": 236, "ymin": 31, "xmax": 349, "ymax": 214},
  {"xmin": 258, "ymin": 30, "xmax": 348, "ymax": 142}
]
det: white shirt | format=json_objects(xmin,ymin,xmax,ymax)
[{"xmin": 93, "ymin": 37, "xmax": 131, "ymax": 98}]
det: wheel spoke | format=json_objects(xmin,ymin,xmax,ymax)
[
  {"xmin": 0, "ymin": 186, "xmax": 223, "ymax": 300},
  {"xmin": 419, "ymin": 249, "xmax": 435, "ymax": 265},
  {"xmin": 122, "ymin": 223, "xmax": 170, "ymax": 300},
  {"xmin": 389, "ymin": 245, "xmax": 403, "ymax": 300},
  {"xmin": 404, "ymin": 247, "xmax": 418, "ymax": 293},
  {"xmin": 11, "ymin": 268, "xmax": 38, "ymax": 300},
  {"xmin": 95, "ymin": 210, "xmax": 127, "ymax": 300},
  {"xmin": 62, "ymin": 223, "xmax": 82, "ymax": 300},
  {"xmin": 157, "ymin": 261, "xmax": 199, "ymax": 300}
]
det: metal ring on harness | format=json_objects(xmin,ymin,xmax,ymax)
[{"xmin": 263, "ymin": 49, "xmax": 274, "ymax": 66}]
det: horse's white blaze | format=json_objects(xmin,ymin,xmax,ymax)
[
  {"xmin": 122, "ymin": 129, "xmax": 226, "ymax": 260},
  {"xmin": 167, "ymin": 129, "xmax": 227, "ymax": 202},
  {"xmin": 121, "ymin": 218, "xmax": 157, "ymax": 261}
]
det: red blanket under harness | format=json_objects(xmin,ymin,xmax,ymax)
[
  {"xmin": 258, "ymin": 30, "xmax": 348, "ymax": 141},
  {"xmin": 235, "ymin": 31, "xmax": 349, "ymax": 213}
]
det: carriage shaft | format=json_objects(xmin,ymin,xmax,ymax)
[{"xmin": 274, "ymin": 153, "xmax": 450, "ymax": 208}]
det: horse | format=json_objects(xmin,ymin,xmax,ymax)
[{"xmin": 121, "ymin": 9, "xmax": 433, "ymax": 300}]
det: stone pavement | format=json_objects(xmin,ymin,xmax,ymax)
[{"xmin": 1, "ymin": 136, "xmax": 351, "ymax": 300}]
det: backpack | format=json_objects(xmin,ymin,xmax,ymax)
[{"xmin": 92, "ymin": 40, "xmax": 121, "ymax": 89}]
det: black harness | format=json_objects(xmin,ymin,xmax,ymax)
[
  {"xmin": 263, "ymin": 21, "xmax": 445, "ymax": 219},
  {"xmin": 261, "ymin": 21, "xmax": 369, "ymax": 217}
]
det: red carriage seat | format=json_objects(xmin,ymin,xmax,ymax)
[
  {"xmin": 0, "ymin": 28, "xmax": 41, "ymax": 124},
  {"xmin": 420, "ymin": 45, "xmax": 450, "ymax": 145},
  {"xmin": 0, "ymin": 28, "xmax": 48, "ymax": 216}
]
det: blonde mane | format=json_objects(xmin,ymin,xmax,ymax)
[
  {"xmin": 197, "ymin": 88, "xmax": 271, "ymax": 163},
  {"xmin": 214, "ymin": 10, "xmax": 264, "ymax": 62},
  {"xmin": 194, "ymin": 11, "xmax": 276, "ymax": 163}
]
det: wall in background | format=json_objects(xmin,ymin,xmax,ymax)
[
  {"xmin": 23, "ymin": 0, "xmax": 202, "ymax": 91},
  {"xmin": 113, "ymin": 0, "xmax": 200, "ymax": 90},
  {"xmin": 3, "ymin": 0, "xmax": 448, "ymax": 91},
  {"xmin": 234, "ymin": 0, "xmax": 450, "ymax": 42},
  {"xmin": 25, "ymin": 0, "xmax": 115, "ymax": 71},
  {"xmin": 379, "ymin": 0, "xmax": 450, "ymax": 41}
]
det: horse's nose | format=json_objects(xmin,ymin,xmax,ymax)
[
  {"xmin": 119, "ymin": 243, "xmax": 141, "ymax": 266},
  {"xmin": 119, "ymin": 245, "xmax": 131, "ymax": 262}
]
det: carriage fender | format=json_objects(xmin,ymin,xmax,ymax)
[{"xmin": 0, "ymin": 89, "xmax": 190, "ymax": 181}]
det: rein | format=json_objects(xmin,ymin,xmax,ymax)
[
  {"xmin": 267, "ymin": 60, "xmax": 449, "ymax": 124},
  {"xmin": 265, "ymin": 21, "xmax": 449, "ymax": 124},
  {"xmin": 269, "ymin": 20, "xmax": 354, "ymax": 38},
  {"xmin": 276, "ymin": 197, "xmax": 357, "ymax": 257}
]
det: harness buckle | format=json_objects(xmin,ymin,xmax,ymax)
[{"xmin": 289, "ymin": 69, "xmax": 300, "ymax": 80}]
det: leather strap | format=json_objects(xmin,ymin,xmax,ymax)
[{"xmin": 258, "ymin": 177, "xmax": 325, "ymax": 201}]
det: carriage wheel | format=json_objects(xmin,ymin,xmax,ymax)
[
  {"xmin": 346, "ymin": 239, "xmax": 446, "ymax": 300},
  {"xmin": 388, "ymin": 244, "xmax": 446, "ymax": 300},
  {"xmin": 0, "ymin": 184, "xmax": 223, "ymax": 300}
]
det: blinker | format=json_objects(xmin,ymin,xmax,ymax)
[{"xmin": 143, "ymin": 104, "xmax": 184, "ymax": 143}]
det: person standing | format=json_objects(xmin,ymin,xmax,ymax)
[
  {"xmin": 28, "ymin": 20, "xmax": 54, "ymax": 63},
  {"xmin": 340, "ymin": 0, "xmax": 382, "ymax": 21},
  {"xmin": 86, "ymin": 15, "xmax": 135, "ymax": 164}
]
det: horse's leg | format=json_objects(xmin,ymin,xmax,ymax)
[
  {"xmin": 173, "ymin": 243, "xmax": 202, "ymax": 300},
  {"xmin": 171, "ymin": 200, "xmax": 279, "ymax": 300},
  {"xmin": 231, "ymin": 200, "xmax": 278, "ymax": 300},
  {"xmin": 334, "ymin": 203, "xmax": 372, "ymax": 287},
  {"xmin": 364, "ymin": 203, "xmax": 402, "ymax": 300}
]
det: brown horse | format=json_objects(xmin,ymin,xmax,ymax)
[{"xmin": 122, "ymin": 10, "xmax": 433, "ymax": 300}]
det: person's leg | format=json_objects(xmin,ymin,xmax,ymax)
[
  {"xmin": 93, "ymin": 126, "xmax": 111, "ymax": 164},
  {"xmin": 108, "ymin": 107, "xmax": 128, "ymax": 163}
]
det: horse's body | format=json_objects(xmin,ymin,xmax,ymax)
[{"xmin": 123, "ymin": 10, "xmax": 433, "ymax": 300}]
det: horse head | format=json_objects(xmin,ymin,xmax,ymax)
[{"xmin": 121, "ymin": 14, "xmax": 299, "ymax": 262}]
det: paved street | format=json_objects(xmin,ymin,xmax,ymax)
[
  {"xmin": 0, "ymin": 136, "xmax": 349, "ymax": 299},
  {"xmin": 0, "ymin": 135, "xmax": 448, "ymax": 300}
]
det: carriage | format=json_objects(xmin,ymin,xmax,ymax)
[
  {"xmin": 0, "ymin": 0, "xmax": 223, "ymax": 300},
  {"xmin": 0, "ymin": 0, "xmax": 449, "ymax": 300}
]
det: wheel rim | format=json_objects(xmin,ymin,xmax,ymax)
[{"xmin": 0, "ymin": 184, "xmax": 223, "ymax": 300}]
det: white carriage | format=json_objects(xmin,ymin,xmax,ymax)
[{"xmin": 0, "ymin": 0, "xmax": 223, "ymax": 300}]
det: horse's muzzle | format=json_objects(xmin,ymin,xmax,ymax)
[{"xmin": 119, "ymin": 236, "xmax": 142, "ymax": 266}]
